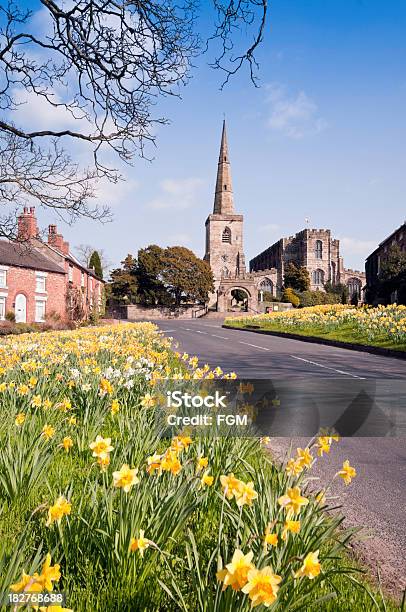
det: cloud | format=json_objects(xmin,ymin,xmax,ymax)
[
  {"xmin": 147, "ymin": 178, "xmax": 204, "ymax": 210},
  {"xmin": 266, "ymin": 83, "xmax": 327, "ymax": 139},
  {"xmin": 339, "ymin": 237, "xmax": 376, "ymax": 258},
  {"xmin": 94, "ymin": 177, "xmax": 139, "ymax": 208}
]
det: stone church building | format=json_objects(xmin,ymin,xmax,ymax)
[{"xmin": 204, "ymin": 122, "xmax": 365, "ymax": 312}]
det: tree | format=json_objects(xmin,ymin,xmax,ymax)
[
  {"xmin": 89, "ymin": 251, "xmax": 103, "ymax": 279},
  {"xmin": 378, "ymin": 245, "xmax": 406, "ymax": 303},
  {"xmin": 231, "ymin": 289, "xmax": 247, "ymax": 304},
  {"xmin": 160, "ymin": 247, "xmax": 214, "ymax": 307},
  {"xmin": 0, "ymin": 1, "xmax": 268, "ymax": 238},
  {"xmin": 136, "ymin": 245, "xmax": 168, "ymax": 306},
  {"xmin": 284, "ymin": 263, "xmax": 310, "ymax": 292},
  {"xmin": 109, "ymin": 254, "xmax": 138, "ymax": 303}
]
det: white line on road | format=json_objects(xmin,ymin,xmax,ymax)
[
  {"xmin": 211, "ymin": 334, "xmax": 229, "ymax": 340},
  {"xmin": 290, "ymin": 355, "xmax": 365, "ymax": 379},
  {"xmin": 238, "ymin": 341, "xmax": 270, "ymax": 351},
  {"xmin": 195, "ymin": 330, "xmax": 208, "ymax": 335},
  {"xmin": 161, "ymin": 330, "xmax": 176, "ymax": 333}
]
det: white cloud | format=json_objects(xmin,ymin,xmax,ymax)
[
  {"xmin": 147, "ymin": 178, "xmax": 204, "ymax": 210},
  {"xmin": 339, "ymin": 237, "xmax": 376, "ymax": 257},
  {"xmin": 94, "ymin": 177, "xmax": 139, "ymax": 208},
  {"xmin": 266, "ymin": 83, "xmax": 327, "ymax": 139}
]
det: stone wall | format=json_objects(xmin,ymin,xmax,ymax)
[{"xmin": 117, "ymin": 304, "xmax": 207, "ymax": 320}]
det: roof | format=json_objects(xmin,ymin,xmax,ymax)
[
  {"xmin": 0, "ymin": 240, "xmax": 65, "ymax": 274},
  {"xmin": 44, "ymin": 242, "xmax": 104, "ymax": 281}
]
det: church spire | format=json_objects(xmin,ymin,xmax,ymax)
[{"xmin": 213, "ymin": 120, "xmax": 235, "ymax": 214}]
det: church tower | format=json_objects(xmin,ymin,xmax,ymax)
[{"xmin": 204, "ymin": 121, "xmax": 246, "ymax": 305}]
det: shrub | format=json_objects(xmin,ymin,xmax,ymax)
[
  {"xmin": 282, "ymin": 287, "xmax": 300, "ymax": 307},
  {"xmin": 298, "ymin": 291, "xmax": 340, "ymax": 308},
  {"xmin": 5, "ymin": 311, "xmax": 15, "ymax": 322}
]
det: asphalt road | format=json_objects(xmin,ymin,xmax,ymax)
[{"xmin": 154, "ymin": 318, "xmax": 406, "ymax": 595}]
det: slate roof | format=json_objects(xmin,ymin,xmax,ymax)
[{"xmin": 0, "ymin": 240, "xmax": 65, "ymax": 274}]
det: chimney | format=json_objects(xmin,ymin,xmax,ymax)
[
  {"xmin": 48, "ymin": 224, "xmax": 70, "ymax": 255},
  {"xmin": 17, "ymin": 207, "xmax": 39, "ymax": 241}
]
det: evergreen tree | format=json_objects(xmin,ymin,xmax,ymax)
[
  {"xmin": 109, "ymin": 254, "xmax": 138, "ymax": 303},
  {"xmin": 89, "ymin": 250, "xmax": 103, "ymax": 279},
  {"xmin": 283, "ymin": 263, "xmax": 310, "ymax": 292}
]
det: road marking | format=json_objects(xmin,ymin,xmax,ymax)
[
  {"xmin": 161, "ymin": 329, "xmax": 176, "ymax": 333},
  {"xmin": 238, "ymin": 341, "xmax": 270, "ymax": 351},
  {"xmin": 181, "ymin": 327, "xmax": 192, "ymax": 331},
  {"xmin": 211, "ymin": 334, "xmax": 229, "ymax": 340},
  {"xmin": 290, "ymin": 355, "xmax": 365, "ymax": 379},
  {"xmin": 195, "ymin": 330, "xmax": 208, "ymax": 335}
]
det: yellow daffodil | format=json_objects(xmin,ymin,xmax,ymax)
[
  {"xmin": 196, "ymin": 456, "xmax": 208, "ymax": 471},
  {"xmin": 281, "ymin": 520, "xmax": 301, "ymax": 541},
  {"xmin": 337, "ymin": 460, "xmax": 356, "ymax": 485},
  {"xmin": 129, "ymin": 530, "xmax": 151, "ymax": 556},
  {"xmin": 296, "ymin": 447, "xmax": 313, "ymax": 469},
  {"xmin": 89, "ymin": 435, "xmax": 114, "ymax": 459},
  {"xmin": 294, "ymin": 550, "xmax": 321, "ymax": 580},
  {"xmin": 241, "ymin": 566, "xmax": 282, "ymax": 607},
  {"xmin": 200, "ymin": 471, "xmax": 214, "ymax": 488},
  {"xmin": 113, "ymin": 464, "xmax": 139, "ymax": 492},
  {"xmin": 236, "ymin": 481, "xmax": 258, "ymax": 507},
  {"xmin": 140, "ymin": 393, "xmax": 156, "ymax": 408},
  {"xmin": 278, "ymin": 486, "xmax": 309, "ymax": 516},
  {"xmin": 216, "ymin": 550, "xmax": 254, "ymax": 591},
  {"xmin": 15, "ymin": 412, "xmax": 25, "ymax": 426},
  {"xmin": 285, "ymin": 458, "xmax": 303, "ymax": 476},
  {"xmin": 42, "ymin": 424, "xmax": 55, "ymax": 439},
  {"xmin": 46, "ymin": 496, "xmax": 72, "ymax": 526},
  {"xmin": 317, "ymin": 436, "xmax": 331, "ymax": 457},
  {"xmin": 111, "ymin": 399, "xmax": 120, "ymax": 414},
  {"xmin": 60, "ymin": 436, "xmax": 73, "ymax": 452},
  {"xmin": 220, "ymin": 473, "xmax": 243, "ymax": 500}
]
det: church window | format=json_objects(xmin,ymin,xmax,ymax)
[
  {"xmin": 312, "ymin": 269, "xmax": 324, "ymax": 285},
  {"xmin": 315, "ymin": 240, "xmax": 323, "ymax": 259},
  {"xmin": 222, "ymin": 227, "xmax": 231, "ymax": 243},
  {"xmin": 224, "ymin": 184, "xmax": 227, "ymax": 190}
]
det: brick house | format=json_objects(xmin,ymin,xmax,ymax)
[
  {"xmin": 365, "ymin": 221, "xmax": 406, "ymax": 304},
  {"xmin": 0, "ymin": 207, "xmax": 104, "ymax": 324}
]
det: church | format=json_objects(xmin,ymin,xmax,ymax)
[{"xmin": 203, "ymin": 122, "xmax": 365, "ymax": 312}]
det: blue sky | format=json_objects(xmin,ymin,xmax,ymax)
[{"xmin": 15, "ymin": 0, "xmax": 406, "ymax": 272}]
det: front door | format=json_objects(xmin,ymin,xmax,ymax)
[{"xmin": 15, "ymin": 293, "xmax": 27, "ymax": 323}]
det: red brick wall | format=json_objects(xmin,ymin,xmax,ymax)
[
  {"xmin": 0, "ymin": 265, "xmax": 66, "ymax": 323},
  {"xmin": 64, "ymin": 260, "xmax": 103, "ymax": 316}
]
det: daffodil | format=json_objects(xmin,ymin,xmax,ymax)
[
  {"xmin": 113, "ymin": 464, "xmax": 139, "ymax": 492},
  {"xmin": 89, "ymin": 435, "xmax": 114, "ymax": 459},
  {"xmin": 278, "ymin": 486, "xmax": 309, "ymax": 516},
  {"xmin": 337, "ymin": 459, "xmax": 356, "ymax": 485},
  {"xmin": 220, "ymin": 473, "xmax": 243, "ymax": 500},
  {"xmin": 129, "ymin": 529, "xmax": 151, "ymax": 556},
  {"xmin": 281, "ymin": 519, "xmax": 301, "ymax": 541},
  {"xmin": 60, "ymin": 436, "xmax": 73, "ymax": 452},
  {"xmin": 216, "ymin": 550, "xmax": 254, "ymax": 591},
  {"xmin": 46, "ymin": 496, "xmax": 72, "ymax": 526},
  {"xmin": 15, "ymin": 412, "xmax": 25, "ymax": 426},
  {"xmin": 236, "ymin": 481, "xmax": 258, "ymax": 507},
  {"xmin": 296, "ymin": 447, "xmax": 313, "ymax": 469},
  {"xmin": 42, "ymin": 424, "xmax": 55, "ymax": 439},
  {"xmin": 196, "ymin": 456, "xmax": 208, "ymax": 471},
  {"xmin": 294, "ymin": 550, "xmax": 321, "ymax": 580},
  {"xmin": 200, "ymin": 471, "xmax": 214, "ymax": 488},
  {"xmin": 241, "ymin": 566, "xmax": 282, "ymax": 607}
]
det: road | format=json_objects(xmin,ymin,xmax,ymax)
[{"xmin": 154, "ymin": 318, "xmax": 406, "ymax": 595}]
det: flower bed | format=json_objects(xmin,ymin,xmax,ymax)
[
  {"xmin": 225, "ymin": 304, "xmax": 406, "ymax": 350},
  {"xmin": 0, "ymin": 323, "xmax": 395, "ymax": 610}
]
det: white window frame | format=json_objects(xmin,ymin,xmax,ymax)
[
  {"xmin": 35, "ymin": 271, "xmax": 47, "ymax": 293},
  {"xmin": 34, "ymin": 298, "xmax": 47, "ymax": 323},
  {"xmin": 0, "ymin": 295, "xmax": 6, "ymax": 320},
  {"xmin": 0, "ymin": 266, "xmax": 8, "ymax": 289},
  {"xmin": 81, "ymin": 271, "xmax": 85, "ymax": 287}
]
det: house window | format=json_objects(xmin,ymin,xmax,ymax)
[
  {"xmin": 0, "ymin": 269, "xmax": 7, "ymax": 288},
  {"xmin": 312, "ymin": 269, "xmax": 324, "ymax": 285},
  {"xmin": 222, "ymin": 227, "xmax": 231, "ymax": 243},
  {"xmin": 315, "ymin": 240, "xmax": 323, "ymax": 259},
  {"xmin": 35, "ymin": 273, "xmax": 46, "ymax": 293},
  {"xmin": 68, "ymin": 265, "xmax": 73, "ymax": 282},
  {"xmin": 0, "ymin": 296, "xmax": 5, "ymax": 320},
  {"xmin": 81, "ymin": 272, "xmax": 85, "ymax": 287},
  {"xmin": 35, "ymin": 300, "xmax": 46, "ymax": 322}
]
